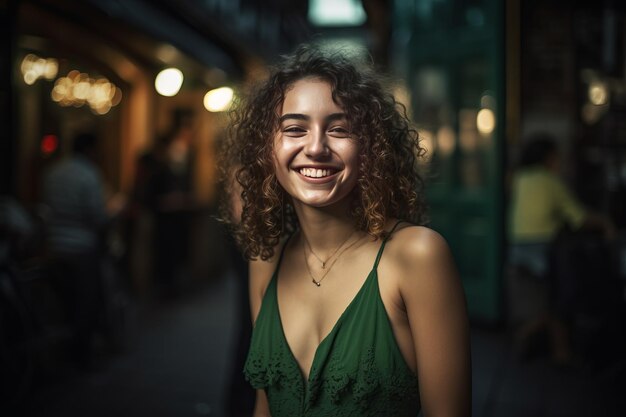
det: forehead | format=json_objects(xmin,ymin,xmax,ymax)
[{"xmin": 280, "ymin": 77, "xmax": 343, "ymax": 115}]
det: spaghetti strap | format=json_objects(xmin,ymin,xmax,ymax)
[
  {"xmin": 387, "ymin": 220, "xmax": 404, "ymax": 237},
  {"xmin": 373, "ymin": 220, "xmax": 404, "ymax": 268}
]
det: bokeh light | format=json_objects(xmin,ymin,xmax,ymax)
[
  {"xmin": 51, "ymin": 70, "xmax": 122, "ymax": 114},
  {"xmin": 436, "ymin": 125, "xmax": 456, "ymax": 156},
  {"xmin": 588, "ymin": 81, "xmax": 608, "ymax": 106},
  {"xmin": 40, "ymin": 134, "xmax": 59, "ymax": 155},
  {"xmin": 21, "ymin": 53, "xmax": 58, "ymax": 84},
  {"xmin": 155, "ymin": 68, "xmax": 184, "ymax": 97},
  {"xmin": 476, "ymin": 108, "xmax": 496, "ymax": 135},
  {"xmin": 308, "ymin": 0, "xmax": 366, "ymax": 26},
  {"xmin": 203, "ymin": 87, "xmax": 234, "ymax": 112}
]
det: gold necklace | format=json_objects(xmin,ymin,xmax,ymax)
[
  {"xmin": 303, "ymin": 229, "xmax": 355, "ymax": 269},
  {"xmin": 303, "ymin": 233, "xmax": 362, "ymax": 287}
]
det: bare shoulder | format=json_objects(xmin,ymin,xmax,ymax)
[
  {"xmin": 391, "ymin": 225, "xmax": 453, "ymax": 265},
  {"xmin": 249, "ymin": 237, "xmax": 291, "ymax": 307},
  {"xmin": 249, "ymin": 253, "xmax": 279, "ymax": 288},
  {"xmin": 387, "ymin": 224, "xmax": 460, "ymax": 294}
]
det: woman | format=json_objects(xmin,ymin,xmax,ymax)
[{"xmin": 220, "ymin": 46, "xmax": 470, "ymax": 417}]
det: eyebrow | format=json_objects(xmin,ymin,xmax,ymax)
[
  {"xmin": 278, "ymin": 112, "xmax": 347, "ymax": 124},
  {"xmin": 279, "ymin": 113, "xmax": 309, "ymax": 123}
]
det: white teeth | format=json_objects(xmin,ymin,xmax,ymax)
[{"xmin": 299, "ymin": 168, "xmax": 333, "ymax": 178}]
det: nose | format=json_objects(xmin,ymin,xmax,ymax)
[{"xmin": 304, "ymin": 128, "xmax": 329, "ymax": 159}]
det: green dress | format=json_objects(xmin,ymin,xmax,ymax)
[{"xmin": 244, "ymin": 224, "xmax": 421, "ymax": 416}]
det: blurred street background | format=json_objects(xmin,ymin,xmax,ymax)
[{"xmin": 1, "ymin": 0, "xmax": 625, "ymax": 416}]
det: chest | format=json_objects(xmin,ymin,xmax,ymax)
[{"xmin": 275, "ymin": 245, "xmax": 414, "ymax": 379}]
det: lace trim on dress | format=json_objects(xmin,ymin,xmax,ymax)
[
  {"xmin": 244, "ymin": 345, "xmax": 303, "ymax": 395},
  {"xmin": 313, "ymin": 348, "xmax": 419, "ymax": 409},
  {"xmin": 245, "ymin": 345, "xmax": 419, "ymax": 410}
]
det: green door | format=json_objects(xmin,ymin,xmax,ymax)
[{"xmin": 395, "ymin": 0, "xmax": 504, "ymax": 322}]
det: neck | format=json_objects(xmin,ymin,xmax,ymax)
[{"xmin": 292, "ymin": 199, "xmax": 358, "ymax": 254}]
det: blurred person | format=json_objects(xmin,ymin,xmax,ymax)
[
  {"xmin": 220, "ymin": 46, "xmax": 470, "ymax": 417},
  {"xmin": 41, "ymin": 132, "xmax": 124, "ymax": 368},
  {"xmin": 508, "ymin": 133, "xmax": 614, "ymax": 364},
  {"xmin": 142, "ymin": 109, "xmax": 196, "ymax": 299}
]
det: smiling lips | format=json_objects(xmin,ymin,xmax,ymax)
[{"xmin": 298, "ymin": 167, "xmax": 336, "ymax": 178}]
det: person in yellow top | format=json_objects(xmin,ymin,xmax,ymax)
[
  {"xmin": 510, "ymin": 162, "xmax": 586, "ymax": 243},
  {"xmin": 508, "ymin": 134, "xmax": 614, "ymax": 364},
  {"xmin": 509, "ymin": 136, "xmax": 612, "ymax": 276}
]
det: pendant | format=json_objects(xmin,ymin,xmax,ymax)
[
  {"xmin": 312, "ymin": 279, "xmax": 321, "ymax": 287},
  {"xmin": 322, "ymin": 262, "xmax": 326, "ymax": 269}
]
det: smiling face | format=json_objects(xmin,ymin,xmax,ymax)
[{"xmin": 273, "ymin": 77, "xmax": 360, "ymax": 209}]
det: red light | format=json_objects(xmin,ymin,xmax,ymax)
[{"xmin": 41, "ymin": 134, "xmax": 58, "ymax": 154}]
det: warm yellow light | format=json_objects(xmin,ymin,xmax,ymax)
[
  {"xmin": 90, "ymin": 84, "xmax": 108, "ymax": 105},
  {"xmin": 23, "ymin": 70, "xmax": 38, "ymax": 85},
  {"xmin": 111, "ymin": 88, "xmax": 122, "ymax": 106},
  {"xmin": 51, "ymin": 72, "xmax": 121, "ymax": 115},
  {"xmin": 21, "ymin": 54, "xmax": 35, "ymax": 74},
  {"xmin": 476, "ymin": 108, "xmax": 495, "ymax": 135},
  {"xmin": 33, "ymin": 59, "xmax": 46, "ymax": 77},
  {"xmin": 155, "ymin": 68, "xmax": 183, "ymax": 97},
  {"xmin": 203, "ymin": 87, "xmax": 234, "ymax": 112},
  {"xmin": 21, "ymin": 54, "xmax": 59, "ymax": 84},
  {"xmin": 73, "ymin": 80, "xmax": 91, "ymax": 100},
  {"xmin": 43, "ymin": 59, "xmax": 58, "ymax": 79},
  {"xmin": 92, "ymin": 102, "xmax": 112, "ymax": 115},
  {"xmin": 51, "ymin": 87, "xmax": 62, "ymax": 102},
  {"xmin": 588, "ymin": 81, "xmax": 608, "ymax": 105},
  {"xmin": 436, "ymin": 125, "xmax": 456, "ymax": 156}
]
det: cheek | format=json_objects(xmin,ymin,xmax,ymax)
[
  {"xmin": 272, "ymin": 144, "xmax": 287, "ymax": 168},
  {"xmin": 344, "ymin": 143, "xmax": 361, "ymax": 174}
]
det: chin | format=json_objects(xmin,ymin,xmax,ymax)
[
  {"xmin": 295, "ymin": 197, "xmax": 337, "ymax": 208},
  {"xmin": 292, "ymin": 190, "xmax": 353, "ymax": 210}
]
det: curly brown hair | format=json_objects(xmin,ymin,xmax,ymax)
[{"xmin": 219, "ymin": 45, "xmax": 427, "ymax": 260}]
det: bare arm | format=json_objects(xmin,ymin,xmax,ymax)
[
  {"xmin": 249, "ymin": 257, "xmax": 277, "ymax": 417},
  {"xmin": 398, "ymin": 228, "xmax": 471, "ymax": 417},
  {"xmin": 252, "ymin": 390, "xmax": 271, "ymax": 417}
]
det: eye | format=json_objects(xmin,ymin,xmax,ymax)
[
  {"xmin": 282, "ymin": 125, "xmax": 307, "ymax": 136},
  {"xmin": 328, "ymin": 126, "xmax": 350, "ymax": 137}
]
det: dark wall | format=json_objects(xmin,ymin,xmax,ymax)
[{"xmin": 0, "ymin": 0, "xmax": 17, "ymax": 195}]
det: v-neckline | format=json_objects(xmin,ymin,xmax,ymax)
[
  {"xmin": 275, "ymin": 266, "xmax": 377, "ymax": 384},
  {"xmin": 270, "ymin": 220, "xmax": 403, "ymax": 386}
]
